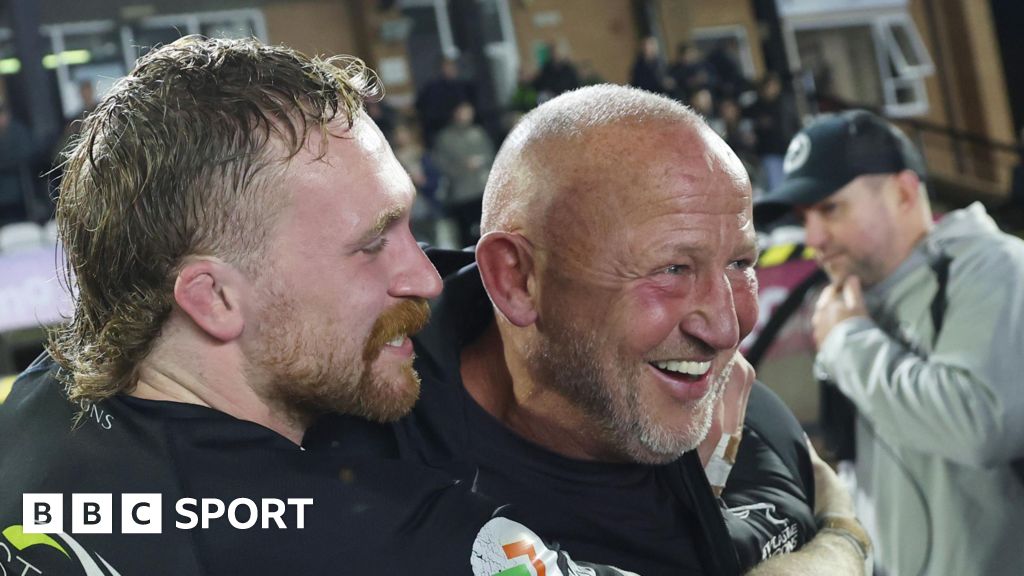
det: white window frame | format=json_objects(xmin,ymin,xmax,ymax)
[
  {"xmin": 39, "ymin": 20, "xmax": 122, "ymax": 118},
  {"xmin": 120, "ymin": 9, "xmax": 268, "ymax": 70},
  {"xmin": 399, "ymin": 0, "xmax": 459, "ymax": 59},
  {"xmin": 398, "ymin": 0, "xmax": 520, "ymax": 103},
  {"xmin": 782, "ymin": 9, "xmax": 933, "ymax": 117}
]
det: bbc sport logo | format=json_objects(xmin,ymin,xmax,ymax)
[{"xmin": 23, "ymin": 494, "xmax": 314, "ymax": 534}]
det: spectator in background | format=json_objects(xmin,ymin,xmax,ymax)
[
  {"xmin": 705, "ymin": 40, "xmax": 746, "ymax": 100},
  {"xmin": 434, "ymin": 101, "xmax": 494, "ymax": 246},
  {"xmin": 669, "ymin": 42, "xmax": 714, "ymax": 103},
  {"xmin": 392, "ymin": 121, "xmax": 445, "ymax": 244},
  {"xmin": 533, "ymin": 42, "xmax": 580, "ymax": 102},
  {"xmin": 415, "ymin": 57, "xmax": 476, "ymax": 148},
  {"xmin": 719, "ymin": 97, "xmax": 762, "ymax": 193},
  {"xmin": 0, "ymin": 99, "xmax": 36, "ymax": 225},
  {"xmin": 748, "ymin": 73, "xmax": 799, "ymax": 192},
  {"xmin": 690, "ymin": 87, "xmax": 724, "ymax": 137},
  {"xmin": 630, "ymin": 36, "xmax": 670, "ymax": 95},
  {"xmin": 756, "ymin": 110, "xmax": 1024, "ymax": 576},
  {"xmin": 75, "ymin": 79, "xmax": 98, "ymax": 117},
  {"xmin": 365, "ymin": 99, "xmax": 398, "ymax": 143}
]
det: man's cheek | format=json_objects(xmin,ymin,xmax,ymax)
[{"xmin": 734, "ymin": 273, "xmax": 759, "ymax": 339}]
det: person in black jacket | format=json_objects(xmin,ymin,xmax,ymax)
[
  {"xmin": 0, "ymin": 36, "xmax": 640, "ymax": 576},
  {"xmin": 630, "ymin": 36, "xmax": 670, "ymax": 95}
]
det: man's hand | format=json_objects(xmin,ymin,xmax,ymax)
[
  {"xmin": 699, "ymin": 352, "xmax": 754, "ymax": 495},
  {"xmin": 812, "ymin": 277, "xmax": 867, "ymax": 348},
  {"xmin": 807, "ymin": 439, "xmax": 855, "ymax": 518},
  {"xmin": 745, "ymin": 443, "xmax": 870, "ymax": 575}
]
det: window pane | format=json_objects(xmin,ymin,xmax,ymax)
[
  {"xmin": 884, "ymin": 19, "xmax": 933, "ymax": 76},
  {"xmin": 133, "ymin": 26, "xmax": 185, "ymax": 60},
  {"xmin": 795, "ymin": 25, "xmax": 884, "ymax": 108},
  {"xmin": 62, "ymin": 30, "xmax": 125, "ymax": 118}
]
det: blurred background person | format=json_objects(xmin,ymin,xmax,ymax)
[
  {"xmin": 434, "ymin": 101, "xmax": 494, "ymax": 246},
  {"xmin": 669, "ymin": 42, "xmax": 713, "ymax": 103},
  {"xmin": 748, "ymin": 73, "xmax": 799, "ymax": 193},
  {"xmin": 756, "ymin": 110, "xmax": 1024, "ymax": 576},
  {"xmin": 415, "ymin": 57, "xmax": 476, "ymax": 148},
  {"xmin": 630, "ymin": 36, "xmax": 670, "ymax": 95},
  {"xmin": 533, "ymin": 42, "xmax": 580, "ymax": 102},
  {"xmin": 0, "ymin": 97, "xmax": 36, "ymax": 225}
]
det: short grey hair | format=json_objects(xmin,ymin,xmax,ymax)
[{"xmin": 481, "ymin": 84, "xmax": 703, "ymax": 234}]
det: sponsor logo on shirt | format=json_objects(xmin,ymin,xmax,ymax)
[
  {"xmin": 727, "ymin": 502, "xmax": 801, "ymax": 559},
  {"xmin": 1, "ymin": 524, "xmax": 123, "ymax": 576},
  {"xmin": 470, "ymin": 517, "xmax": 638, "ymax": 576}
]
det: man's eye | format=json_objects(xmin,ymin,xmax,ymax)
[
  {"xmin": 664, "ymin": 264, "xmax": 688, "ymax": 275},
  {"xmin": 728, "ymin": 259, "xmax": 755, "ymax": 271},
  {"xmin": 361, "ymin": 237, "xmax": 389, "ymax": 255}
]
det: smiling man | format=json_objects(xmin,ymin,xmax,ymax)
[
  {"xmin": 326, "ymin": 85, "xmax": 870, "ymax": 575},
  {"xmin": 474, "ymin": 93, "xmax": 758, "ymax": 466}
]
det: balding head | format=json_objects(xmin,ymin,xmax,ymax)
[{"xmin": 481, "ymin": 84, "xmax": 707, "ymax": 239}]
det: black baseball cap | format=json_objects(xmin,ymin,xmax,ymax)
[{"xmin": 754, "ymin": 110, "xmax": 926, "ymax": 226}]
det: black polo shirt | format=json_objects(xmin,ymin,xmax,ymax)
[
  {"xmin": 323, "ymin": 248, "xmax": 816, "ymax": 576},
  {"xmin": 0, "ymin": 356, "xmax": 634, "ymax": 576}
]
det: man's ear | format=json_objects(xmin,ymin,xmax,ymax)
[
  {"xmin": 893, "ymin": 169, "xmax": 922, "ymax": 210},
  {"xmin": 476, "ymin": 231, "xmax": 538, "ymax": 327},
  {"xmin": 173, "ymin": 257, "xmax": 246, "ymax": 342}
]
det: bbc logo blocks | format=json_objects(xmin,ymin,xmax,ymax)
[{"xmin": 23, "ymin": 493, "xmax": 162, "ymax": 534}]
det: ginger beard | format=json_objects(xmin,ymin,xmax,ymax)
[
  {"xmin": 250, "ymin": 295, "xmax": 430, "ymax": 424},
  {"xmin": 526, "ymin": 318, "xmax": 729, "ymax": 465}
]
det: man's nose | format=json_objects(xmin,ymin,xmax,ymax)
[
  {"xmin": 803, "ymin": 212, "xmax": 828, "ymax": 250},
  {"xmin": 679, "ymin": 271, "xmax": 740, "ymax": 352},
  {"xmin": 390, "ymin": 241, "xmax": 443, "ymax": 299}
]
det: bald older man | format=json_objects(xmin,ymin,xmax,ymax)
[{"xmin": 327, "ymin": 85, "xmax": 869, "ymax": 575}]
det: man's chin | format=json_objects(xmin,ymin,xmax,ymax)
[{"xmin": 356, "ymin": 369, "xmax": 422, "ymax": 423}]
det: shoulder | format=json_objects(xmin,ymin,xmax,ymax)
[
  {"xmin": 722, "ymin": 381, "xmax": 817, "ymax": 569},
  {"xmin": 743, "ymin": 382, "xmax": 810, "ymax": 476}
]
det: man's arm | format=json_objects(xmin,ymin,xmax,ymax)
[
  {"xmin": 746, "ymin": 441, "xmax": 870, "ymax": 576},
  {"xmin": 812, "ymin": 246, "xmax": 1024, "ymax": 467}
]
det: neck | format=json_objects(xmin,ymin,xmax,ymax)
[
  {"xmin": 461, "ymin": 322, "xmax": 620, "ymax": 461},
  {"xmin": 132, "ymin": 333, "xmax": 308, "ymax": 446}
]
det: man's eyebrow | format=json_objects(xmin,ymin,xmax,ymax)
[{"xmin": 355, "ymin": 205, "xmax": 406, "ymax": 245}]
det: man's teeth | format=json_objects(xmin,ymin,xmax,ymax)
[
  {"xmin": 386, "ymin": 336, "xmax": 405, "ymax": 347},
  {"xmin": 652, "ymin": 360, "xmax": 711, "ymax": 376}
]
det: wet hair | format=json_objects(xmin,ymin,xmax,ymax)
[{"xmin": 51, "ymin": 35, "xmax": 380, "ymax": 406}]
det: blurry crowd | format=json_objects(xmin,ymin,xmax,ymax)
[
  {"xmin": 370, "ymin": 37, "xmax": 802, "ymax": 249},
  {"xmin": 3, "ymin": 35, "xmax": 1016, "ymax": 248},
  {"xmin": 626, "ymin": 37, "xmax": 800, "ymax": 196}
]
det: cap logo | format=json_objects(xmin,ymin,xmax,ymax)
[{"xmin": 783, "ymin": 133, "xmax": 811, "ymax": 175}]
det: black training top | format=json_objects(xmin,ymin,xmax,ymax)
[
  {"xmin": 0, "ymin": 356, "xmax": 636, "ymax": 576},
  {"xmin": 321, "ymin": 248, "xmax": 817, "ymax": 576}
]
